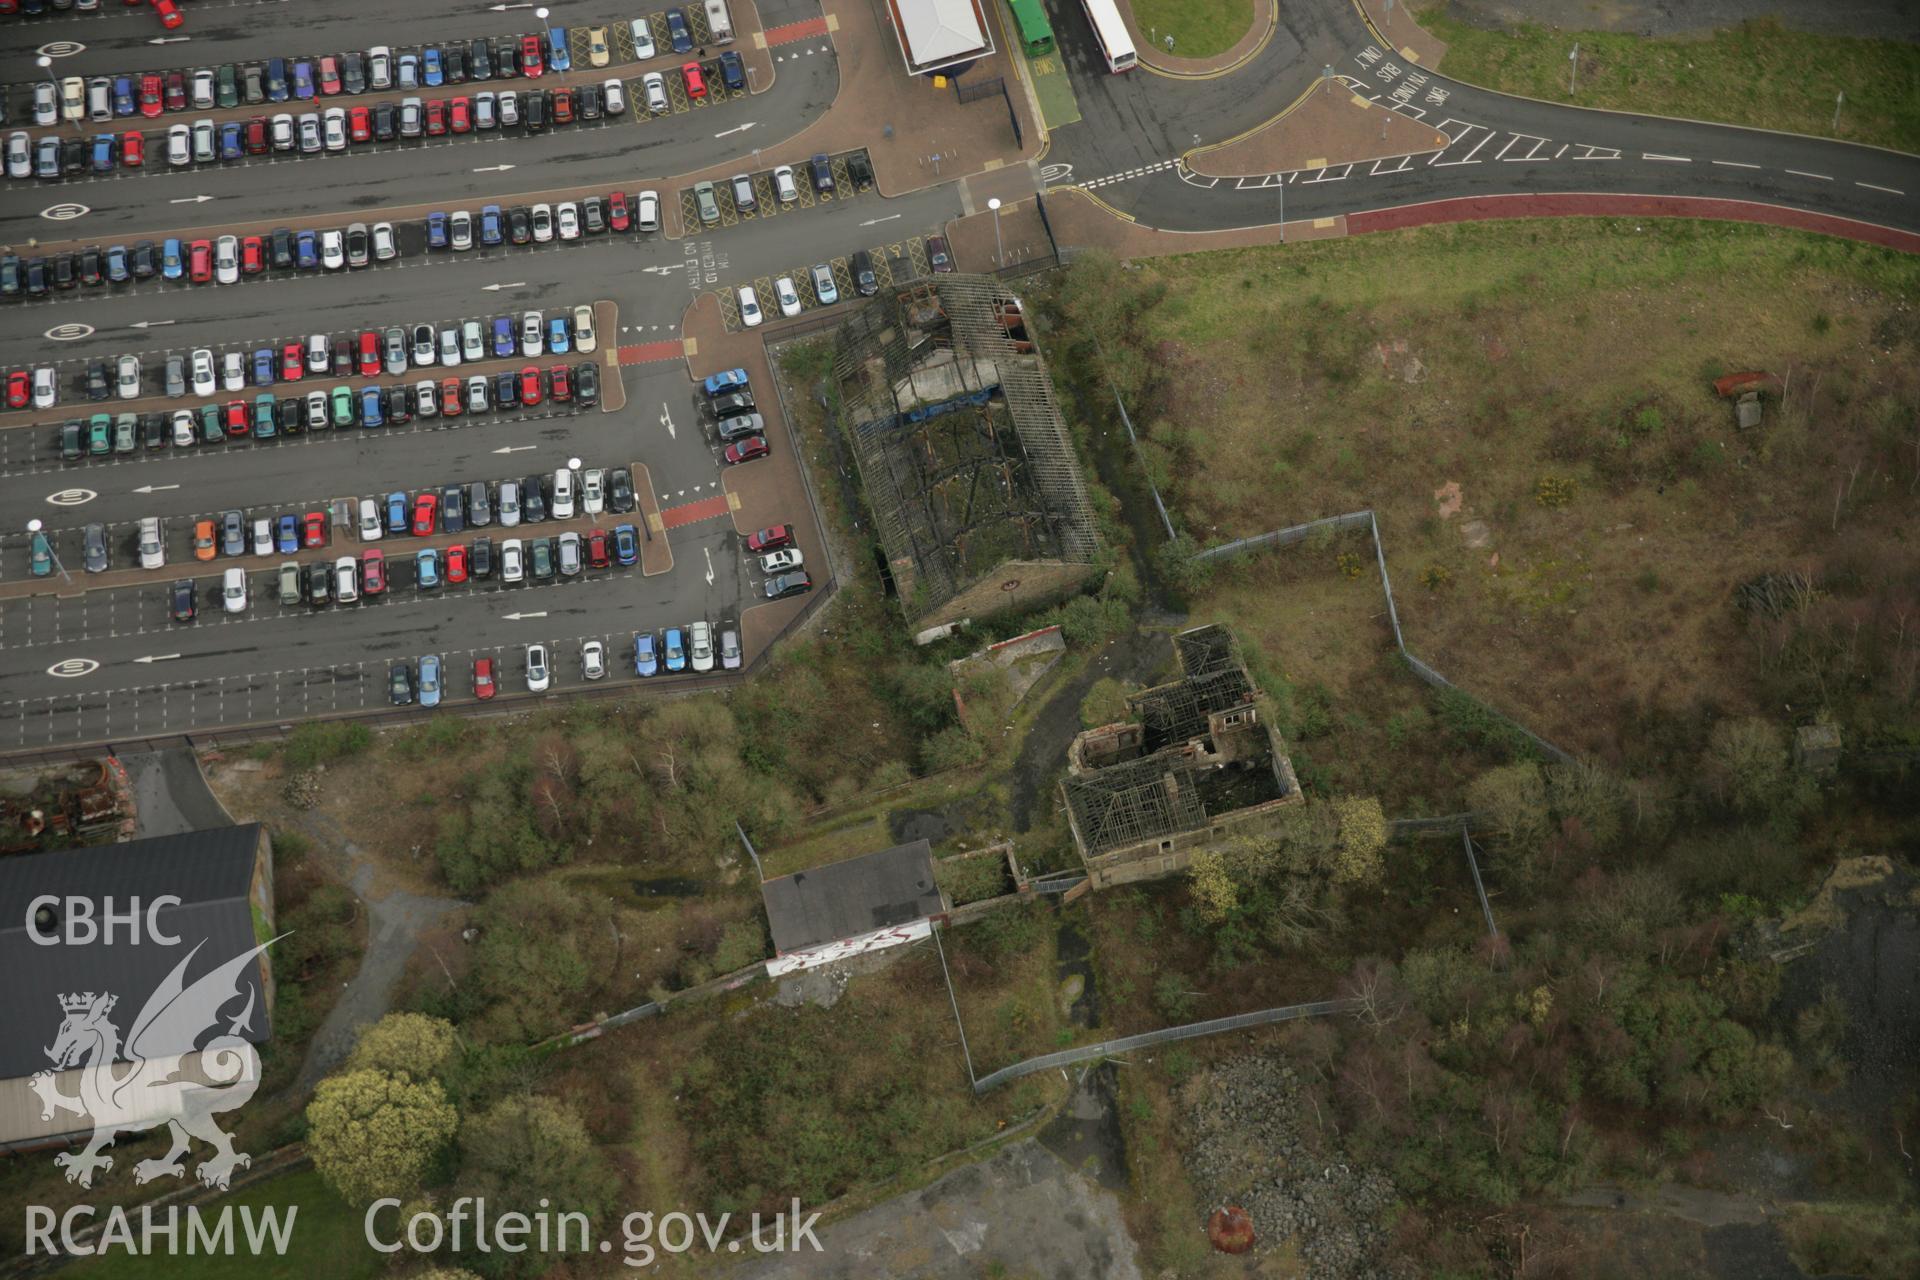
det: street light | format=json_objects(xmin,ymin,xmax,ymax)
[
  {"xmin": 987, "ymin": 197, "xmax": 1003, "ymax": 267},
  {"xmin": 26, "ymin": 518, "xmax": 71, "ymax": 584}
]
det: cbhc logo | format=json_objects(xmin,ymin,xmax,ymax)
[{"xmin": 26, "ymin": 897, "xmax": 183, "ymax": 946}]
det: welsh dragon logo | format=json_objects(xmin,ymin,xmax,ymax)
[{"xmin": 29, "ymin": 938, "xmax": 277, "ymax": 1191}]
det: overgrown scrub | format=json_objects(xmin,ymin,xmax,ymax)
[{"xmin": 283, "ymin": 720, "xmax": 373, "ymax": 770}]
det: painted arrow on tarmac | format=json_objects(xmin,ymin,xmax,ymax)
[
  {"xmin": 492, "ymin": 445, "xmax": 538, "ymax": 454},
  {"xmin": 472, "ymin": 164, "xmax": 518, "ymax": 173},
  {"xmin": 502, "ymin": 611, "xmax": 548, "ymax": 621},
  {"xmin": 169, "ymin": 195, "xmax": 216, "ymax": 204},
  {"xmin": 132, "ymin": 484, "xmax": 181, "ymax": 494},
  {"xmin": 129, "ymin": 319, "xmax": 177, "ymax": 329},
  {"xmin": 482, "ymin": 282, "xmax": 527, "ymax": 292},
  {"xmin": 133, "ymin": 654, "xmax": 182, "ymax": 664},
  {"xmin": 714, "ymin": 122, "xmax": 756, "ymax": 138}
]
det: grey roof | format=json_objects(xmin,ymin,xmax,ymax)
[
  {"xmin": 0, "ymin": 826, "xmax": 270, "ymax": 1081},
  {"xmin": 890, "ymin": 0, "xmax": 991, "ymax": 71},
  {"xmin": 762, "ymin": 840, "xmax": 946, "ymax": 955}
]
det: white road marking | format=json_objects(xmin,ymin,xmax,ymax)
[
  {"xmin": 1858, "ymin": 182, "xmax": 1905, "ymax": 195},
  {"xmin": 1711, "ymin": 160, "xmax": 1760, "ymax": 169},
  {"xmin": 1643, "ymin": 153, "xmax": 1691, "ymax": 162},
  {"xmin": 1786, "ymin": 170, "xmax": 1832, "ymax": 180}
]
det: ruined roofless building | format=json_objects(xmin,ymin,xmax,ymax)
[{"xmin": 1062, "ymin": 626, "xmax": 1303, "ymax": 888}]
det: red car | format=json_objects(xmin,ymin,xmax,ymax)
[
  {"xmin": 6, "ymin": 371, "xmax": 30, "ymax": 410},
  {"xmin": 121, "ymin": 132, "xmax": 145, "ymax": 166},
  {"xmin": 348, "ymin": 106, "xmax": 371, "ymax": 143},
  {"xmin": 445, "ymin": 544, "xmax": 468, "ymax": 583},
  {"xmin": 551, "ymin": 89, "xmax": 573, "ymax": 125},
  {"xmin": 165, "ymin": 71, "xmax": 187, "ymax": 112},
  {"xmin": 682, "ymin": 62, "xmax": 706, "ymax": 99},
  {"xmin": 548, "ymin": 365, "xmax": 572, "ymax": 403},
  {"xmin": 449, "ymin": 97, "xmax": 472, "ymax": 134},
  {"xmin": 473, "ymin": 656, "xmax": 496, "ymax": 700},
  {"xmin": 282, "ymin": 343, "xmax": 305, "ymax": 381},
  {"xmin": 318, "ymin": 56, "xmax": 342, "ymax": 96},
  {"xmin": 746, "ymin": 524, "xmax": 793, "ymax": 553},
  {"xmin": 724, "ymin": 435, "xmax": 770, "ymax": 464},
  {"xmin": 245, "ymin": 117, "xmax": 269, "ymax": 154},
  {"xmin": 358, "ymin": 332, "xmax": 380, "ymax": 377},
  {"xmin": 518, "ymin": 366, "xmax": 543, "ymax": 406},
  {"xmin": 520, "ymin": 34, "xmax": 545, "ymax": 77},
  {"xmin": 241, "ymin": 236, "xmax": 265, "ymax": 275},
  {"xmin": 187, "ymin": 239, "xmax": 213, "ymax": 283},
  {"xmin": 425, "ymin": 99, "xmax": 447, "ymax": 136},
  {"xmin": 139, "ymin": 74, "xmax": 164, "ymax": 119},
  {"xmin": 411, "ymin": 492, "xmax": 438, "ymax": 536},
  {"xmin": 607, "ymin": 191, "xmax": 631, "ymax": 232},
  {"xmin": 439, "ymin": 376, "xmax": 464, "ymax": 417},
  {"xmin": 153, "ymin": 0, "xmax": 185, "ymax": 30},
  {"xmin": 302, "ymin": 512, "xmax": 328, "ymax": 548},
  {"xmin": 361, "ymin": 549, "xmax": 386, "ymax": 595},
  {"xmin": 586, "ymin": 529, "xmax": 610, "ymax": 569},
  {"xmin": 224, "ymin": 401, "xmax": 248, "ymax": 433}
]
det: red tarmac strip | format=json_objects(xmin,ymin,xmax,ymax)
[
  {"xmin": 765, "ymin": 17, "xmax": 830, "ymax": 46},
  {"xmin": 659, "ymin": 494, "xmax": 733, "ymax": 530},
  {"xmin": 617, "ymin": 341, "xmax": 686, "ymax": 366},
  {"xmin": 1346, "ymin": 193, "xmax": 1920, "ymax": 254}
]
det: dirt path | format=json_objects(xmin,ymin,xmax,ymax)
[{"xmin": 291, "ymin": 809, "xmax": 464, "ymax": 1089}]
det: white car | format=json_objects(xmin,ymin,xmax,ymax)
[
  {"xmin": 193, "ymin": 119, "xmax": 217, "ymax": 162},
  {"xmin": 581, "ymin": 640, "xmax": 607, "ymax": 681},
  {"xmin": 688, "ymin": 620, "xmax": 715, "ymax": 673},
  {"xmin": 6, "ymin": 131, "xmax": 32, "ymax": 180},
  {"xmin": 171, "ymin": 410, "xmax": 196, "ymax": 447},
  {"xmin": 320, "ymin": 229, "xmax": 346, "ymax": 270},
  {"xmin": 32, "ymin": 366, "xmax": 56, "ymax": 409},
  {"xmin": 603, "ymin": 79, "xmax": 627, "ymax": 115},
  {"xmin": 772, "ymin": 165, "xmax": 798, "ymax": 203},
  {"xmin": 306, "ymin": 333, "xmax": 330, "ymax": 374},
  {"xmin": 774, "ymin": 276, "xmax": 802, "ymax": 318},
  {"xmin": 334, "ymin": 556, "xmax": 359, "ymax": 604},
  {"xmin": 190, "ymin": 349, "xmax": 217, "ymax": 397},
  {"xmin": 222, "ymin": 567, "xmax": 248, "ymax": 614},
  {"xmin": 759, "ymin": 548, "xmax": 804, "ymax": 574},
  {"xmin": 251, "ymin": 518, "xmax": 273, "ymax": 557},
  {"xmin": 214, "ymin": 235, "xmax": 240, "ymax": 285},
  {"xmin": 117, "ymin": 354, "xmax": 142, "ymax": 400},
  {"xmin": 167, "ymin": 123, "xmax": 193, "ymax": 166},
  {"xmin": 530, "ymin": 203, "xmax": 554, "ymax": 243},
  {"xmin": 32, "ymin": 82, "xmax": 58, "ymax": 127},
  {"xmin": 438, "ymin": 328, "xmax": 461, "ymax": 366},
  {"xmin": 550, "ymin": 467, "xmax": 575, "ymax": 520},
  {"xmin": 461, "ymin": 321, "xmax": 485, "ymax": 363},
  {"xmin": 138, "ymin": 517, "xmax": 165, "ymax": 571},
  {"xmin": 369, "ymin": 46, "xmax": 393, "ymax": 90},
  {"xmin": 643, "ymin": 71, "xmax": 669, "ymax": 114},
  {"xmin": 521, "ymin": 311, "xmax": 544, "ymax": 357},
  {"xmin": 359, "ymin": 499, "xmax": 383, "ymax": 540},
  {"xmin": 191, "ymin": 69, "xmax": 215, "ymax": 110},
  {"xmin": 306, "ymin": 390, "xmax": 328, "ymax": 430},
  {"xmin": 500, "ymin": 537, "xmax": 525, "ymax": 581},
  {"xmin": 525, "ymin": 643, "xmax": 551, "ymax": 692},
  {"xmin": 221, "ymin": 351, "xmax": 245, "ymax": 392},
  {"xmin": 556, "ymin": 203, "xmax": 581, "ymax": 241},
  {"xmin": 414, "ymin": 380, "xmax": 438, "ymax": 417},
  {"xmin": 449, "ymin": 210, "xmax": 473, "ymax": 251},
  {"xmin": 629, "ymin": 19, "xmax": 657, "ymax": 60},
  {"xmin": 737, "ymin": 285, "xmax": 763, "ymax": 328},
  {"xmin": 498, "ymin": 91, "xmax": 520, "ymax": 127},
  {"xmin": 297, "ymin": 113, "xmax": 322, "ymax": 154},
  {"xmin": 581, "ymin": 468, "xmax": 605, "ymax": 514},
  {"xmin": 270, "ymin": 114, "xmax": 295, "ymax": 151},
  {"xmin": 636, "ymin": 189, "xmax": 661, "ymax": 232},
  {"xmin": 572, "ymin": 306, "xmax": 597, "ymax": 353},
  {"xmin": 372, "ymin": 221, "xmax": 399, "ymax": 262},
  {"xmin": 498, "ymin": 481, "xmax": 521, "ymax": 527},
  {"xmin": 323, "ymin": 107, "xmax": 347, "ymax": 152}
]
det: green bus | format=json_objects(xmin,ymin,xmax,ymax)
[{"xmin": 1006, "ymin": 0, "xmax": 1054, "ymax": 56}]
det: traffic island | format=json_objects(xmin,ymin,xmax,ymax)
[
  {"xmin": 1119, "ymin": 0, "xmax": 1275, "ymax": 78},
  {"xmin": 1186, "ymin": 80, "xmax": 1449, "ymax": 178}
]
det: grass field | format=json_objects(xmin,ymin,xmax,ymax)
[
  {"xmin": 1128, "ymin": 0, "xmax": 1255, "ymax": 61},
  {"xmin": 1422, "ymin": 11, "xmax": 1920, "ymax": 153},
  {"xmin": 65, "ymin": 1169, "xmax": 371, "ymax": 1280},
  {"xmin": 1070, "ymin": 220, "xmax": 1920, "ymax": 764}
]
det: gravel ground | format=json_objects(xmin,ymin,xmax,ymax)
[
  {"xmin": 1177, "ymin": 1055, "xmax": 1404, "ymax": 1278},
  {"xmin": 1441, "ymin": 0, "xmax": 1920, "ymax": 42}
]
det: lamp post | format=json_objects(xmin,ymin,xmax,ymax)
[
  {"xmin": 987, "ymin": 197, "xmax": 1003, "ymax": 267},
  {"xmin": 27, "ymin": 519, "xmax": 71, "ymax": 584}
]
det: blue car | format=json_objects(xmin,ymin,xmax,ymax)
[
  {"xmin": 277, "ymin": 515, "xmax": 300, "ymax": 555},
  {"xmin": 613, "ymin": 524, "xmax": 638, "ymax": 566},
  {"xmin": 90, "ymin": 134, "xmax": 115, "ymax": 173},
  {"xmin": 548, "ymin": 28, "xmax": 571, "ymax": 72},
  {"xmin": 702, "ymin": 368, "xmax": 749, "ymax": 396},
  {"xmin": 112, "ymin": 76, "xmax": 136, "ymax": 117},
  {"xmin": 665, "ymin": 9, "xmax": 693, "ymax": 54},
  {"xmin": 292, "ymin": 60, "xmax": 316, "ymax": 99},
  {"xmin": 295, "ymin": 230, "xmax": 319, "ymax": 269},
  {"xmin": 415, "ymin": 549, "xmax": 441, "ymax": 590},
  {"xmin": 253, "ymin": 349, "xmax": 276, "ymax": 385},
  {"xmin": 490, "ymin": 316, "xmax": 515, "ymax": 357},
  {"xmin": 418, "ymin": 654, "xmax": 442, "ymax": 707},
  {"xmin": 386, "ymin": 492, "xmax": 409, "ymax": 534},
  {"xmin": 161, "ymin": 238, "xmax": 185, "ymax": 281},
  {"xmin": 634, "ymin": 632, "xmax": 658, "ymax": 677},
  {"xmin": 422, "ymin": 48, "xmax": 444, "ymax": 87},
  {"xmin": 547, "ymin": 317, "xmax": 570, "ymax": 355},
  {"xmin": 663, "ymin": 627, "xmax": 686, "ymax": 673},
  {"xmin": 219, "ymin": 122, "xmax": 244, "ymax": 162},
  {"xmin": 266, "ymin": 58, "xmax": 290, "ymax": 102},
  {"xmin": 360, "ymin": 387, "xmax": 385, "ymax": 427},
  {"xmin": 104, "ymin": 245, "xmax": 129, "ymax": 283},
  {"xmin": 480, "ymin": 205, "xmax": 503, "ymax": 246},
  {"xmin": 426, "ymin": 212, "xmax": 448, "ymax": 250}
]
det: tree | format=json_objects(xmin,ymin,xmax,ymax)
[
  {"xmin": 1187, "ymin": 849, "xmax": 1239, "ymax": 923},
  {"xmin": 1331, "ymin": 795, "xmax": 1388, "ymax": 884},
  {"xmin": 347, "ymin": 1013, "xmax": 460, "ymax": 1081},
  {"xmin": 1701, "ymin": 716, "xmax": 1813, "ymax": 825},
  {"xmin": 470, "ymin": 880, "xmax": 598, "ymax": 1044},
  {"xmin": 456, "ymin": 1096, "xmax": 619, "ymax": 1276},
  {"xmin": 306, "ymin": 1069, "xmax": 458, "ymax": 1207}
]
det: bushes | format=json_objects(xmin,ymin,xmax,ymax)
[
  {"xmin": 1079, "ymin": 676, "xmax": 1132, "ymax": 729},
  {"xmin": 283, "ymin": 720, "xmax": 372, "ymax": 770}
]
